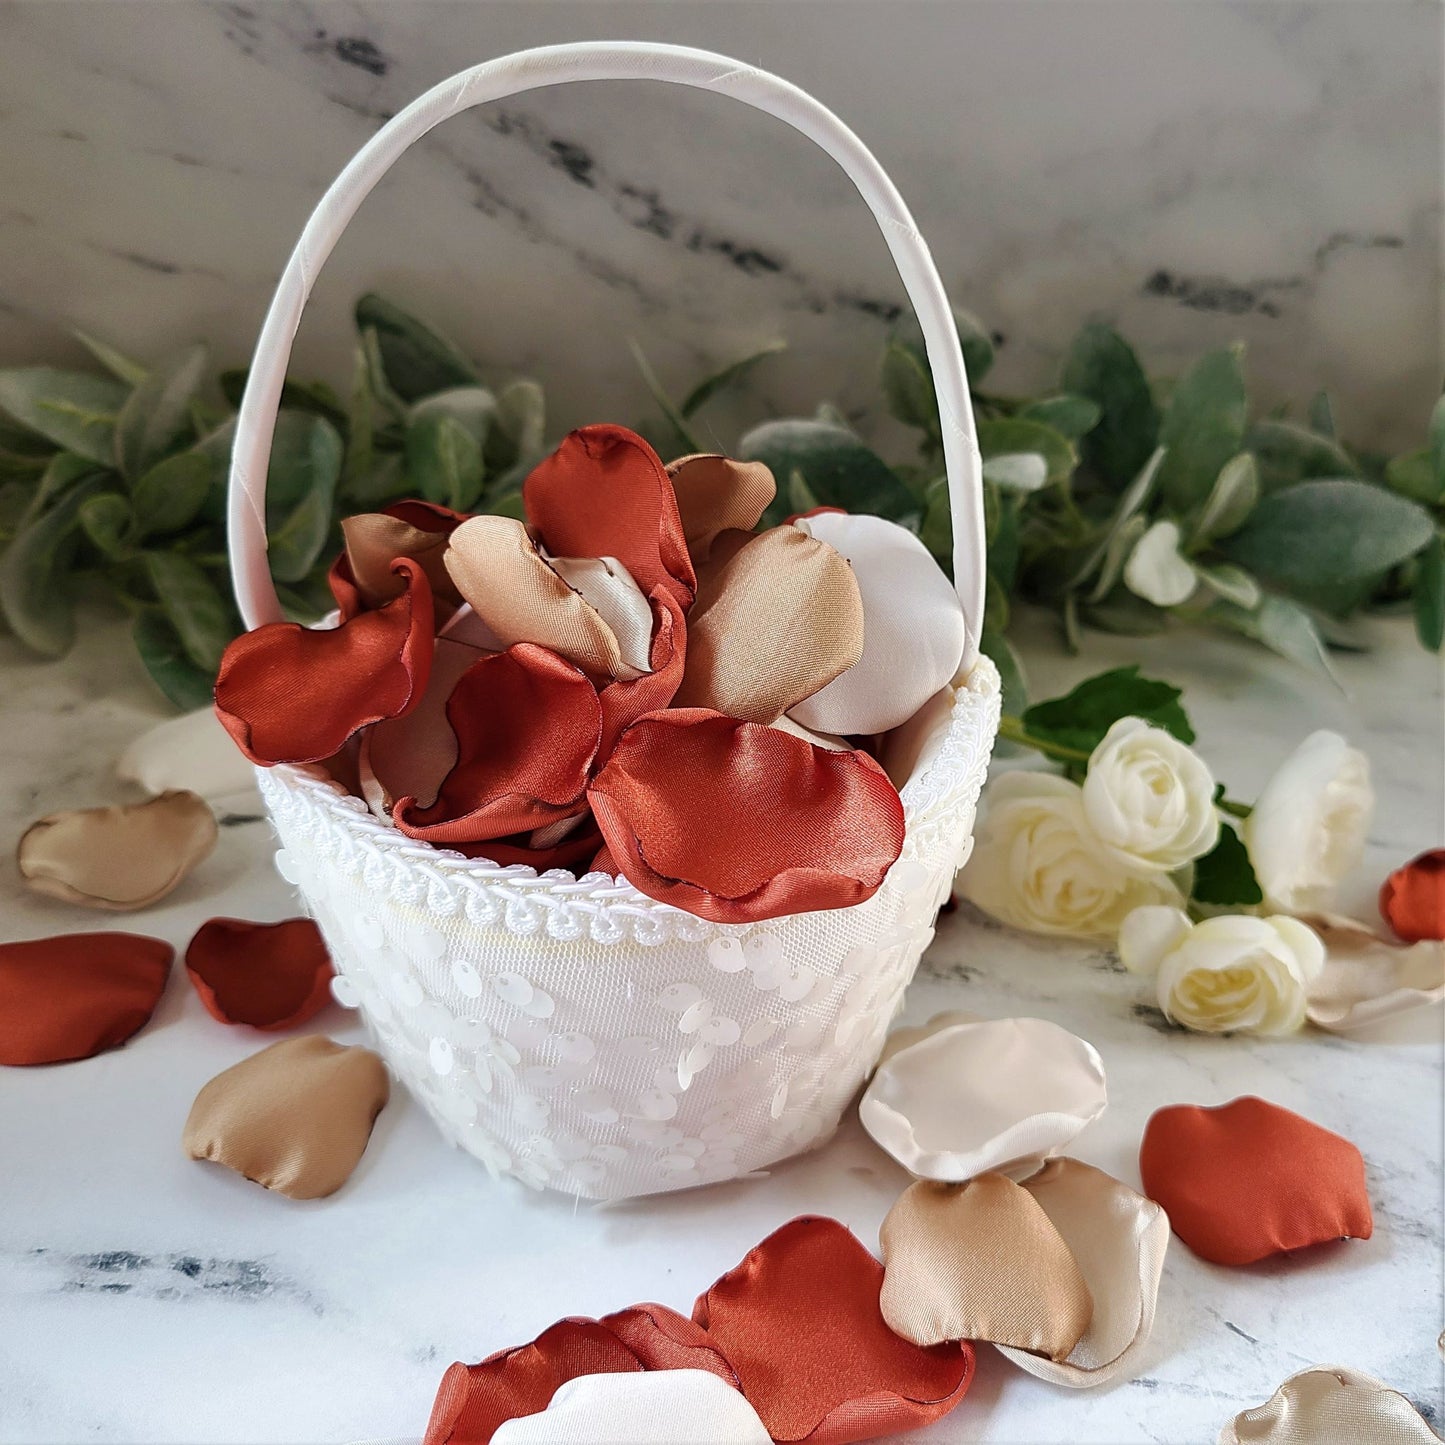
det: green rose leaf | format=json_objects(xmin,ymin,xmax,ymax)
[
  {"xmin": 354, "ymin": 293, "xmax": 479, "ymax": 402},
  {"xmin": 73, "ymin": 331, "xmax": 148, "ymax": 388},
  {"xmin": 1061, "ymin": 323, "xmax": 1159, "ymax": 488},
  {"xmin": 1192, "ymin": 821, "xmax": 1263, "ymax": 906},
  {"xmin": 114, "ymin": 343, "xmax": 207, "ymax": 482},
  {"xmin": 681, "ymin": 340, "xmax": 786, "ymax": 419},
  {"xmin": 132, "ymin": 607, "xmax": 217, "ymax": 711},
  {"xmin": 737, "ymin": 418, "xmax": 918, "ymax": 523},
  {"xmin": 411, "ymin": 386, "xmax": 497, "ymax": 449},
  {"xmin": 131, "ymin": 451, "xmax": 212, "ymax": 537},
  {"xmin": 1023, "ymin": 664, "xmax": 1195, "ymax": 753},
  {"xmin": 1156, "ymin": 346, "xmax": 1248, "ymax": 510},
  {"xmin": 977, "ymin": 417, "xmax": 1077, "ymax": 488},
  {"xmin": 1189, "ymin": 452, "xmax": 1259, "ymax": 546},
  {"xmin": 0, "ymin": 368, "xmax": 126, "ymax": 464},
  {"xmin": 880, "ymin": 340, "xmax": 941, "ymax": 441},
  {"xmin": 78, "ymin": 492, "xmax": 134, "ymax": 559},
  {"xmin": 486, "ymin": 378, "xmax": 547, "ymax": 481},
  {"xmin": 1017, "ymin": 393, "xmax": 1102, "ymax": 440},
  {"xmin": 144, "ymin": 552, "xmax": 232, "ymax": 672},
  {"xmin": 405, "ymin": 412, "xmax": 484, "ymax": 513},
  {"xmin": 1247, "ymin": 419, "xmax": 1360, "ymax": 492},
  {"xmin": 0, "ymin": 476, "xmax": 104, "ymax": 655},
  {"xmin": 1414, "ymin": 534, "xmax": 1445, "ymax": 652}
]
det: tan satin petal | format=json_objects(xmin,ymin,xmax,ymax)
[
  {"xmin": 877, "ymin": 1009, "xmax": 985, "ymax": 1067},
  {"xmin": 341, "ymin": 512, "xmax": 458, "ymax": 608},
  {"xmin": 673, "ymin": 524, "xmax": 864, "ymax": 722},
  {"xmin": 550, "ymin": 555, "xmax": 654, "ymax": 677},
  {"xmin": 768, "ymin": 713, "xmax": 852, "ymax": 751},
  {"xmin": 444, "ymin": 515, "xmax": 638, "ymax": 681},
  {"xmin": 1219, "ymin": 1365, "xmax": 1442, "ymax": 1444},
  {"xmin": 996, "ymin": 1158, "xmax": 1170, "ymax": 1388},
  {"xmin": 17, "ymin": 791, "xmax": 217, "ymax": 911},
  {"xmin": 1302, "ymin": 913, "xmax": 1445, "ymax": 1033},
  {"xmin": 182, "ymin": 1036, "xmax": 389, "ymax": 1200},
  {"xmin": 666, "ymin": 454, "xmax": 776, "ymax": 563},
  {"xmin": 880, "ymin": 1175, "xmax": 1093, "ymax": 1358}
]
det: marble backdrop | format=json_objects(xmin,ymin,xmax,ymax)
[{"xmin": 0, "ymin": 0, "xmax": 1440, "ymax": 452}]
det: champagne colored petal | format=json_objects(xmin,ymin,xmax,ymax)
[
  {"xmin": 859, "ymin": 1018, "xmax": 1107, "ymax": 1182},
  {"xmin": 0, "ymin": 932, "xmax": 172, "ymax": 1066},
  {"xmin": 18, "ymin": 791, "xmax": 217, "ymax": 911},
  {"xmin": 1218, "ymin": 1364, "xmax": 1443, "ymax": 1444},
  {"xmin": 524, "ymin": 425, "xmax": 695, "ymax": 611},
  {"xmin": 879, "ymin": 1175, "xmax": 1094, "ymax": 1358},
  {"xmin": 116, "ymin": 707, "xmax": 261, "ymax": 809},
  {"xmin": 215, "ymin": 558, "xmax": 434, "ymax": 765},
  {"xmin": 549, "ymin": 554, "xmax": 655, "ymax": 676},
  {"xmin": 666, "ymin": 453, "xmax": 776, "ymax": 563},
  {"xmin": 1380, "ymin": 849, "xmax": 1445, "ymax": 943},
  {"xmin": 791, "ymin": 513, "xmax": 967, "ymax": 735},
  {"xmin": 691, "ymin": 1215, "xmax": 975, "ymax": 1444},
  {"xmin": 588, "ymin": 709, "xmax": 905, "ymax": 923},
  {"xmin": 182, "ymin": 1036, "xmax": 388, "ymax": 1200},
  {"xmin": 330, "ymin": 499, "xmax": 465, "ymax": 617},
  {"xmin": 1302, "ymin": 912, "xmax": 1445, "ymax": 1032},
  {"xmin": 1139, "ymin": 1097, "xmax": 1372, "ymax": 1267},
  {"xmin": 674, "ymin": 526, "xmax": 863, "ymax": 722},
  {"xmin": 997, "ymin": 1159, "xmax": 1170, "ymax": 1388},
  {"xmin": 184, "ymin": 917, "xmax": 333, "ymax": 1031}
]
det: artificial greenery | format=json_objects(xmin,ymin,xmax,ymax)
[{"xmin": 0, "ymin": 295, "xmax": 1440, "ymax": 712}]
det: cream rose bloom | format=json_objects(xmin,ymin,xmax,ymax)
[
  {"xmin": 1082, "ymin": 717, "xmax": 1219, "ymax": 874},
  {"xmin": 1119, "ymin": 906, "xmax": 1325, "ymax": 1035},
  {"xmin": 1244, "ymin": 731, "xmax": 1373, "ymax": 913},
  {"xmin": 959, "ymin": 772, "xmax": 1184, "ymax": 939}
]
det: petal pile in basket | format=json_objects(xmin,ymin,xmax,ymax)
[{"xmin": 216, "ymin": 425, "xmax": 968, "ymax": 922}]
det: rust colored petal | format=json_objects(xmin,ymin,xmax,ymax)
[
  {"xmin": 215, "ymin": 558, "xmax": 435, "ymax": 766},
  {"xmin": 587, "ymin": 710, "xmax": 905, "ymax": 923},
  {"xmin": 329, "ymin": 499, "xmax": 465, "ymax": 617},
  {"xmin": 691, "ymin": 1216, "xmax": 974, "ymax": 1444},
  {"xmin": 598, "ymin": 1304, "xmax": 737, "ymax": 1381},
  {"xmin": 597, "ymin": 587, "xmax": 687, "ymax": 761},
  {"xmin": 524, "ymin": 426, "xmax": 695, "ymax": 611},
  {"xmin": 395, "ymin": 645, "xmax": 601, "ymax": 847},
  {"xmin": 446, "ymin": 818, "xmax": 603, "ymax": 870},
  {"xmin": 666, "ymin": 453, "xmax": 776, "ymax": 564},
  {"xmin": 185, "ymin": 917, "xmax": 333, "ymax": 1031},
  {"xmin": 0, "ymin": 932, "xmax": 172, "ymax": 1066},
  {"xmin": 17, "ymin": 791, "xmax": 217, "ymax": 911},
  {"xmin": 1380, "ymin": 849, "xmax": 1445, "ymax": 942}
]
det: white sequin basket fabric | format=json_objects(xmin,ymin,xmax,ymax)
[{"xmin": 228, "ymin": 43, "xmax": 998, "ymax": 1199}]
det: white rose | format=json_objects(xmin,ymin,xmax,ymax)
[
  {"xmin": 1244, "ymin": 731, "xmax": 1373, "ymax": 913},
  {"xmin": 1119, "ymin": 906, "xmax": 1325, "ymax": 1035},
  {"xmin": 1082, "ymin": 717, "xmax": 1220, "ymax": 874},
  {"xmin": 959, "ymin": 772, "xmax": 1184, "ymax": 939}
]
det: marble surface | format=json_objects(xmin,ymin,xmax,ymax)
[
  {"xmin": 0, "ymin": 1, "xmax": 1441, "ymax": 453},
  {"xmin": 0, "ymin": 609, "xmax": 1440, "ymax": 1444}
]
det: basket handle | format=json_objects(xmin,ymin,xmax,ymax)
[{"xmin": 228, "ymin": 41, "xmax": 986, "ymax": 668}]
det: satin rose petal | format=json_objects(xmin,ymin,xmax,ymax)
[
  {"xmin": 444, "ymin": 516, "xmax": 642, "ymax": 682},
  {"xmin": 439, "ymin": 603, "xmax": 506, "ymax": 652},
  {"xmin": 879, "ymin": 1175, "xmax": 1093, "ymax": 1358},
  {"xmin": 879, "ymin": 686, "xmax": 957, "ymax": 792},
  {"xmin": 183, "ymin": 1036, "xmax": 388, "ymax": 1200},
  {"xmin": 666, "ymin": 453, "xmax": 776, "ymax": 564},
  {"xmin": 17, "ymin": 791, "xmax": 217, "ymax": 911},
  {"xmin": 996, "ymin": 1159, "xmax": 1170, "ymax": 1389},
  {"xmin": 216, "ymin": 558, "xmax": 434, "ymax": 765},
  {"xmin": 791, "ymin": 513, "xmax": 967, "ymax": 735},
  {"xmin": 769, "ymin": 714, "xmax": 852, "ymax": 751},
  {"xmin": 597, "ymin": 588, "xmax": 687, "ymax": 761},
  {"xmin": 116, "ymin": 707, "xmax": 262, "ymax": 810},
  {"xmin": 456, "ymin": 820, "xmax": 604, "ymax": 869},
  {"xmin": 691, "ymin": 1215, "xmax": 973, "ymax": 1444},
  {"xmin": 1302, "ymin": 913, "xmax": 1445, "ymax": 1032},
  {"xmin": 598, "ymin": 1303, "xmax": 738, "ymax": 1380},
  {"xmin": 0, "ymin": 933, "xmax": 172, "ymax": 1066},
  {"xmin": 1218, "ymin": 1364, "xmax": 1443, "ymax": 1444},
  {"xmin": 491, "ymin": 1370, "xmax": 770, "ymax": 1445},
  {"xmin": 328, "ymin": 499, "xmax": 464, "ymax": 617},
  {"xmin": 1139, "ymin": 1096, "xmax": 1372, "ymax": 1266},
  {"xmin": 1381, "ymin": 849, "xmax": 1445, "ymax": 943},
  {"xmin": 550, "ymin": 555, "xmax": 655, "ymax": 677},
  {"xmin": 877, "ymin": 1010, "xmax": 985, "ymax": 1067},
  {"xmin": 395, "ymin": 645, "xmax": 601, "ymax": 846},
  {"xmin": 524, "ymin": 425, "xmax": 695, "ymax": 611},
  {"xmin": 859, "ymin": 1017, "xmax": 1108, "ymax": 1182},
  {"xmin": 587, "ymin": 710, "xmax": 905, "ymax": 923},
  {"xmin": 184, "ymin": 917, "xmax": 333, "ymax": 1031},
  {"xmin": 674, "ymin": 525, "xmax": 864, "ymax": 723}
]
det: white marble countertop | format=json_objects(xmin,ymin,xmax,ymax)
[{"xmin": 1, "ymin": 612, "xmax": 1440, "ymax": 1445}]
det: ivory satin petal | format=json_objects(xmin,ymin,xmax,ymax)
[
  {"xmin": 17, "ymin": 790, "xmax": 218, "ymax": 911},
  {"xmin": 859, "ymin": 1018, "xmax": 1108, "ymax": 1181},
  {"xmin": 877, "ymin": 1010, "xmax": 985, "ymax": 1067},
  {"xmin": 666, "ymin": 453, "xmax": 776, "ymax": 564},
  {"xmin": 1218, "ymin": 1365, "xmax": 1443, "ymax": 1444},
  {"xmin": 116, "ymin": 707, "xmax": 262, "ymax": 811},
  {"xmin": 1301, "ymin": 913, "xmax": 1445, "ymax": 1032},
  {"xmin": 996, "ymin": 1158, "xmax": 1171, "ymax": 1388},
  {"xmin": 879, "ymin": 1175, "xmax": 1093, "ymax": 1358},
  {"xmin": 549, "ymin": 554, "xmax": 655, "ymax": 677}
]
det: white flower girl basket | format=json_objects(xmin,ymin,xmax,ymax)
[{"xmin": 227, "ymin": 42, "xmax": 999, "ymax": 1200}]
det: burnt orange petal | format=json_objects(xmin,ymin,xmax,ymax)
[
  {"xmin": 666, "ymin": 453, "xmax": 776, "ymax": 563},
  {"xmin": 587, "ymin": 711, "xmax": 905, "ymax": 923},
  {"xmin": 444, "ymin": 818, "xmax": 604, "ymax": 869},
  {"xmin": 185, "ymin": 917, "xmax": 333, "ymax": 1031},
  {"xmin": 597, "ymin": 587, "xmax": 687, "ymax": 761},
  {"xmin": 330, "ymin": 499, "xmax": 465, "ymax": 618},
  {"xmin": 395, "ymin": 645, "xmax": 601, "ymax": 847},
  {"xmin": 598, "ymin": 1304, "xmax": 737, "ymax": 1381},
  {"xmin": 524, "ymin": 426, "xmax": 695, "ymax": 611},
  {"xmin": 1380, "ymin": 849, "xmax": 1445, "ymax": 942},
  {"xmin": 691, "ymin": 1216, "xmax": 974, "ymax": 1444},
  {"xmin": 215, "ymin": 558, "xmax": 434, "ymax": 766},
  {"xmin": 0, "ymin": 933, "xmax": 172, "ymax": 1066}
]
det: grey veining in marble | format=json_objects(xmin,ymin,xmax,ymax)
[{"xmin": 0, "ymin": 1, "xmax": 1440, "ymax": 453}]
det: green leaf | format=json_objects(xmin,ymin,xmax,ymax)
[
  {"xmin": 487, "ymin": 379, "xmax": 547, "ymax": 477},
  {"xmin": 1069, "ymin": 444, "xmax": 1165, "ymax": 593},
  {"xmin": 1208, "ymin": 594, "xmax": 1337, "ymax": 680},
  {"xmin": 918, "ymin": 475, "xmax": 952, "ymax": 563},
  {"xmin": 1078, "ymin": 591, "xmax": 1172, "ymax": 637},
  {"xmin": 411, "ymin": 386, "xmax": 497, "ymax": 448},
  {"xmin": 1189, "ymin": 452, "xmax": 1258, "ymax": 546},
  {"xmin": 1414, "ymin": 534, "xmax": 1445, "ymax": 651},
  {"xmin": 78, "ymin": 492, "xmax": 134, "ymax": 558},
  {"xmin": 144, "ymin": 552, "xmax": 232, "ymax": 672},
  {"xmin": 1432, "ymin": 393, "xmax": 1445, "ymax": 499},
  {"xmin": 786, "ymin": 468, "xmax": 821, "ymax": 515},
  {"xmin": 73, "ymin": 331, "xmax": 147, "ymax": 387},
  {"xmin": 343, "ymin": 451, "xmax": 406, "ymax": 510},
  {"xmin": 1308, "ymin": 390, "xmax": 1336, "ymax": 438},
  {"xmin": 355, "ymin": 293, "xmax": 479, "ymax": 402},
  {"xmin": 482, "ymin": 489, "xmax": 527, "ymax": 521},
  {"xmin": 268, "ymin": 486, "xmax": 337, "ymax": 585},
  {"xmin": 131, "ymin": 451, "xmax": 211, "ymax": 537},
  {"xmin": 219, "ymin": 368, "xmax": 347, "ymax": 425},
  {"xmin": 264, "ymin": 412, "xmax": 345, "ymax": 530},
  {"xmin": 1018, "ymin": 393, "xmax": 1102, "ymax": 440},
  {"xmin": 0, "ymin": 368, "xmax": 126, "ymax": 464},
  {"xmin": 980, "ymin": 625, "xmax": 1027, "ymax": 711},
  {"xmin": 681, "ymin": 340, "xmax": 786, "ymax": 418},
  {"xmin": 737, "ymin": 418, "xmax": 918, "ymax": 523},
  {"xmin": 341, "ymin": 343, "xmax": 376, "ymax": 502},
  {"xmin": 0, "ymin": 476, "xmax": 103, "ymax": 654},
  {"xmin": 1156, "ymin": 346, "xmax": 1248, "ymax": 510},
  {"xmin": 27, "ymin": 451, "xmax": 104, "ymax": 520},
  {"xmin": 1023, "ymin": 664, "xmax": 1194, "ymax": 754},
  {"xmin": 891, "ymin": 308, "xmax": 994, "ymax": 386},
  {"xmin": 1061, "ymin": 323, "xmax": 1159, "ymax": 487},
  {"xmin": 132, "ymin": 608, "xmax": 216, "ymax": 711},
  {"xmin": 1247, "ymin": 419, "xmax": 1360, "ymax": 492},
  {"xmin": 629, "ymin": 340, "xmax": 702, "ymax": 454},
  {"xmin": 405, "ymin": 413, "xmax": 484, "ymax": 512},
  {"xmin": 977, "ymin": 417, "xmax": 1077, "ymax": 487},
  {"xmin": 1192, "ymin": 822, "xmax": 1263, "ymax": 906},
  {"xmin": 1195, "ymin": 561, "xmax": 1261, "ymax": 610},
  {"xmin": 114, "ymin": 344, "xmax": 207, "ymax": 482},
  {"xmin": 880, "ymin": 340, "xmax": 940, "ymax": 440},
  {"xmin": 1385, "ymin": 449, "xmax": 1442, "ymax": 506},
  {"xmin": 1221, "ymin": 479, "xmax": 1436, "ymax": 608}
]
